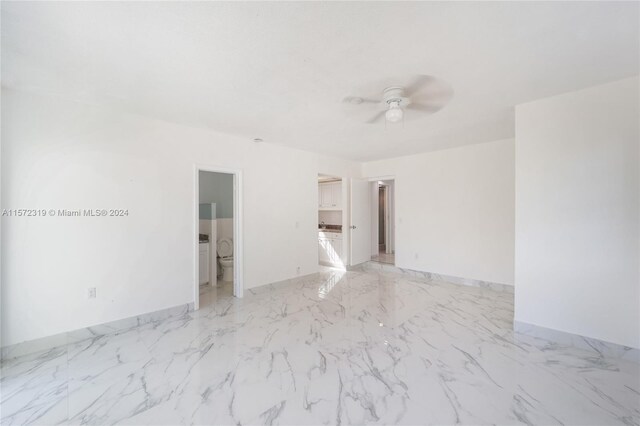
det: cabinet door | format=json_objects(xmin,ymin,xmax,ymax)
[
  {"xmin": 319, "ymin": 182, "xmax": 342, "ymax": 210},
  {"xmin": 331, "ymin": 182, "xmax": 342, "ymax": 209},
  {"xmin": 318, "ymin": 238, "xmax": 328, "ymax": 263},
  {"xmin": 325, "ymin": 238, "xmax": 333, "ymax": 263},
  {"xmin": 318, "ymin": 238, "xmax": 324, "ymax": 262},
  {"xmin": 330, "ymin": 238, "xmax": 343, "ymax": 264},
  {"xmin": 327, "ymin": 238, "xmax": 335, "ymax": 264},
  {"xmin": 321, "ymin": 184, "xmax": 331, "ymax": 208}
]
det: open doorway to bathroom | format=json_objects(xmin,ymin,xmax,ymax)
[
  {"xmin": 318, "ymin": 174, "xmax": 347, "ymax": 270},
  {"xmin": 195, "ymin": 167, "xmax": 243, "ymax": 310},
  {"xmin": 371, "ymin": 179, "xmax": 395, "ymax": 265}
]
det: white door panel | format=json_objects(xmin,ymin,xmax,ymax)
[{"xmin": 350, "ymin": 179, "xmax": 372, "ymax": 265}]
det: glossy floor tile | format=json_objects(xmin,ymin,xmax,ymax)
[
  {"xmin": 199, "ymin": 281, "xmax": 233, "ymax": 309},
  {"xmin": 1, "ymin": 269, "xmax": 639, "ymax": 425},
  {"xmin": 371, "ymin": 251, "xmax": 395, "ymax": 265}
]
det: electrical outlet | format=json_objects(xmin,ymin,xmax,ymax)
[
  {"xmin": 295, "ymin": 221, "xmax": 299, "ymax": 229},
  {"xmin": 414, "ymin": 253, "xmax": 419, "ymax": 260},
  {"xmin": 296, "ymin": 266, "xmax": 301, "ymax": 275},
  {"xmin": 88, "ymin": 287, "xmax": 96, "ymax": 299}
]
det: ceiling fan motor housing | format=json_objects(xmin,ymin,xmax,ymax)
[{"xmin": 382, "ymin": 86, "xmax": 411, "ymax": 109}]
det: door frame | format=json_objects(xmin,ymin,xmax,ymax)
[
  {"xmin": 378, "ymin": 184, "xmax": 388, "ymax": 252},
  {"xmin": 367, "ymin": 175, "xmax": 395, "ymax": 259},
  {"xmin": 381, "ymin": 183, "xmax": 392, "ymax": 254},
  {"xmin": 194, "ymin": 164, "xmax": 244, "ymax": 310}
]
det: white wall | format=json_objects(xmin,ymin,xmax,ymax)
[
  {"xmin": 363, "ymin": 139, "xmax": 515, "ymax": 285},
  {"xmin": 1, "ymin": 89, "xmax": 360, "ymax": 346},
  {"xmin": 515, "ymin": 76, "xmax": 640, "ymax": 348}
]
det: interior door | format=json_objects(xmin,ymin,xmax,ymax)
[{"xmin": 350, "ymin": 178, "xmax": 372, "ymax": 265}]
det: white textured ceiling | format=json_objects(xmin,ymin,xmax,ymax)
[{"xmin": 2, "ymin": 1, "xmax": 638, "ymax": 161}]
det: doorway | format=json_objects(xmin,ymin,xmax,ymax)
[
  {"xmin": 317, "ymin": 174, "xmax": 347, "ymax": 270},
  {"xmin": 194, "ymin": 166, "xmax": 243, "ymax": 310},
  {"xmin": 379, "ymin": 185, "xmax": 387, "ymax": 252},
  {"xmin": 371, "ymin": 179, "xmax": 395, "ymax": 265}
]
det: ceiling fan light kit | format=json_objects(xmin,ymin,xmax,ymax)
[
  {"xmin": 385, "ymin": 101, "xmax": 404, "ymax": 123},
  {"xmin": 382, "ymin": 86, "xmax": 409, "ymax": 124}
]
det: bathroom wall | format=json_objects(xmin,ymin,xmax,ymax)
[
  {"xmin": 217, "ymin": 219, "xmax": 233, "ymax": 241},
  {"xmin": 198, "ymin": 203, "xmax": 217, "ymax": 220},
  {"xmin": 199, "ymin": 171, "xmax": 233, "ymax": 218},
  {"xmin": 199, "ymin": 219, "xmax": 215, "ymax": 236},
  {"xmin": 318, "ymin": 211, "xmax": 341, "ymax": 226},
  {"xmin": 200, "ymin": 172, "xmax": 232, "ymax": 254}
]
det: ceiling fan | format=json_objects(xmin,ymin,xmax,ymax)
[{"xmin": 342, "ymin": 75, "xmax": 453, "ymax": 124}]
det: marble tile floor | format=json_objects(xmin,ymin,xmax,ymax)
[
  {"xmin": 1, "ymin": 268, "xmax": 639, "ymax": 425},
  {"xmin": 199, "ymin": 281, "xmax": 233, "ymax": 309},
  {"xmin": 371, "ymin": 251, "xmax": 395, "ymax": 265}
]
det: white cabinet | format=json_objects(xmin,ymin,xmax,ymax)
[
  {"xmin": 318, "ymin": 238, "xmax": 330, "ymax": 264},
  {"xmin": 319, "ymin": 184, "xmax": 331, "ymax": 208},
  {"xmin": 318, "ymin": 231, "xmax": 343, "ymax": 266},
  {"xmin": 329, "ymin": 238, "xmax": 342, "ymax": 264},
  {"xmin": 318, "ymin": 182, "xmax": 342, "ymax": 210},
  {"xmin": 199, "ymin": 242, "xmax": 209, "ymax": 285}
]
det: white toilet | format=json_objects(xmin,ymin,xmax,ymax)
[{"xmin": 217, "ymin": 237, "xmax": 234, "ymax": 282}]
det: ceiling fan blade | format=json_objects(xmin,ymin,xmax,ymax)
[
  {"xmin": 404, "ymin": 75, "xmax": 435, "ymax": 97},
  {"xmin": 365, "ymin": 110, "xmax": 386, "ymax": 123},
  {"xmin": 342, "ymin": 96, "xmax": 380, "ymax": 105},
  {"xmin": 411, "ymin": 88, "xmax": 454, "ymax": 104},
  {"xmin": 407, "ymin": 103, "xmax": 443, "ymax": 113}
]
